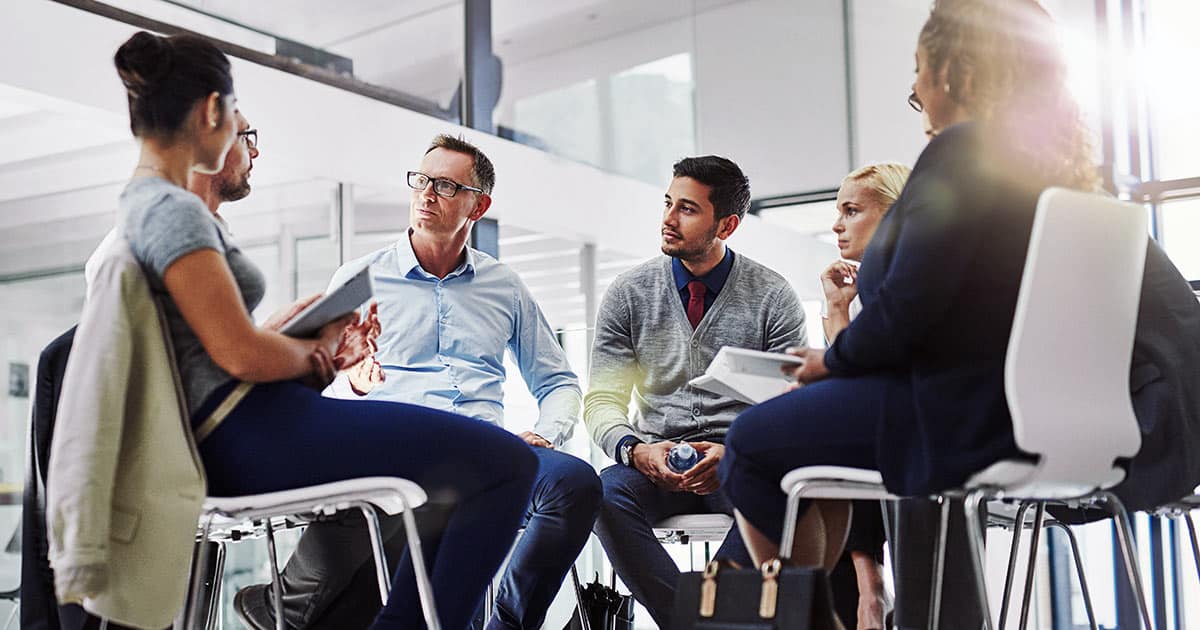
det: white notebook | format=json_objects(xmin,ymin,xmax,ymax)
[{"xmin": 687, "ymin": 346, "xmax": 803, "ymax": 405}]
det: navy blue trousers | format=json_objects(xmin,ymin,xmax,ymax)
[
  {"xmin": 489, "ymin": 447, "xmax": 602, "ymax": 629},
  {"xmin": 720, "ymin": 374, "xmax": 985, "ymax": 629},
  {"xmin": 195, "ymin": 381, "xmax": 537, "ymax": 630},
  {"xmin": 593, "ymin": 463, "xmax": 753, "ymax": 629},
  {"xmin": 718, "ymin": 375, "xmax": 898, "ymax": 540}
]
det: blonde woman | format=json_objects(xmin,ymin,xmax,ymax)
[{"xmin": 821, "ymin": 164, "xmax": 911, "ymax": 344}]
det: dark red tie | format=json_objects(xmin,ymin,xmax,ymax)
[{"xmin": 686, "ymin": 280, "xmax": 706, "ymax": 329}]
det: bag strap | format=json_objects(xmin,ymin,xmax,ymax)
[{"xmin": 759, "ymin": 558, "xmax": 782, "ymax": 619}]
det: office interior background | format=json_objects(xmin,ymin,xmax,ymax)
[{"xmin": 0, "ymin": 0, "xmax": 1198, "ymax": 627}]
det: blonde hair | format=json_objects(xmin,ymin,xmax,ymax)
[
  {"xmin": 918, "ymin": 0, "xmax": 1099, "ymax": 191},
  {"xmin": 842, "ymin": 163, "xmax": 913, "ymax": 208}
]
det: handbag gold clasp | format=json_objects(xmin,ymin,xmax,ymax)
[
  {"xmin": 759, "ymin": 558, "xmax": 782, "ymax": 619},
  {"xmin": 700, "ymin": 560, "xmax": 720, "ymax": 617}
]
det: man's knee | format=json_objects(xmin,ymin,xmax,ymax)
[
  {"xmin": 595, "ymin": 464, "xmax": 655, "ymax": 528},
  {"xmin": 535, "ymin": 451, "xmax": 602, "ymax": 519}
]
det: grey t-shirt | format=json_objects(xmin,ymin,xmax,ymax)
[{"xmin": 121, "ymin": 177, "xmax": 265, "ymax": 417}]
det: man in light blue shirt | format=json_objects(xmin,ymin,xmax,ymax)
[
  {"xmin": 235, "ymin": 135, "xmax": 601, "ymax": 630},
  {"xmin": 326, "ymin": 216, "xmax": 579, "ymax": 444}
]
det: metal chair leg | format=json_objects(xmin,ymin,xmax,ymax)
[
  {"xmin": 264, "ymin": 518, "xmax": 286, "ymax": 630},
  {"xmin": 1183, "ymin": 512, "xmax": 1200, "ymax": 587},
  {"xmin": 203, "ymin": 541, "xmax": 227, "ymax": 630},
  {"xmin": 351, "ymin": 501, "xmax": 391, "ymax": 606},
  {"xmin": 1017, "ymin": 502, "xmax": 1047, "ymax": 630},
  {"xmin": 1045, "ymin": 521, "xmax": 1097, "ymax": 630},
  {"xmin": 928, "ymin": 496, "xmax": 951, "ymax": 630},
  {"xmin": 998, "ymin": 501, "xmax": 1034, "ymax": 630},
  {"xmin": 570, "ymin": 565, "xmax": 592, "ymax": 630},
  {"xmin": 2, "ymin": 602, "xmax": 17, "ymax": 630},
  {"xmin": 879, "ymin": 498, "xmax": 896, "ymax": 570},
  {"xmin": 963, "ymin": 489, "xmax": 997, "ymax": 630},
  {"xmin": 1097, "ymin": 491, "xmax": 1153, "ymax": 630},
  {"xmin": 398, "ymin": 494, "xmax": 442, "ymax": 630},
  {"xmin": 185, "ymin": 511, "xmax": 217, "ymax": 630},
  {"xmin": 779, "ymin": 483, "xmax": 805, "ymax": 560}
]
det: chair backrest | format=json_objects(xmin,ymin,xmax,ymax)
[{"xmin": 1005, "ymin": 187, "xmax": 1148, "ymax": 496}]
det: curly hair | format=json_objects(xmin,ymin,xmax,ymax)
[{"xmin": 919, "ymin": 0, "xmax": 1099, "ymax": 191}]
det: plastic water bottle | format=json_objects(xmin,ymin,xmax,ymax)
[{"xmin": 668, "ymin": 443, "xmax": 700, "ymax": 473}]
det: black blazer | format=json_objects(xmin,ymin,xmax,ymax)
[
  {"xmin": 825, "ymin": 122, "xmax": 1041, "ymax": 496},
  {"xmin": 1117, "ymin": 241, "xmax": 1200, "ymax": 510},
  {"xmin": 22, "ymin": 326, "xmax": 75, "ymax": 630}
]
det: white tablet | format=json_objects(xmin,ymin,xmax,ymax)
[
  {"xmin": 281, "ymin": 264, "xmax": 373, "ymax": 338},
  {"xmin": 687, "ymin": 346, "xmax": 804, "ymax": 405},
  {"xmin": 713, "ymin": 347, "xmax": 804, "ymax": 379}
]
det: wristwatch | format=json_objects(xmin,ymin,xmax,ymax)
[{"xmin": 617, "ymin": 437, "xmax": 642, "ymax": 467}]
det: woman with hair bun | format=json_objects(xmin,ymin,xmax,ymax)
[{"xmin": 64, "ymin": 30, "xmax": 537, "ymax": 630}]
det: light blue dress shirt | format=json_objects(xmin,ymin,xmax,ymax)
[{"xmin": 326, "ymin": 231, "xmax": 582, "ymax": 446}]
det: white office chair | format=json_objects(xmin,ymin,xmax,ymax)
[
  {"xmin": 654, "ymin": 513, "xmax": 734, "ymax": 545},
  {"xmin": 654, "ymin": 513, "xmax": 733, "ymax": 572},
  {"xmin": 777, "ymin": 188, "xmax": 1153, "ymax": 630},
  {"xmin": 184, "ymin": 477, "xmax": 439, "ymax": 630}
]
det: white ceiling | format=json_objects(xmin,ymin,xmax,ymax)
[
  {"xmin": 112, "ymin": 0, "xmax": 742, "ymax": 103},
  {"xmin": 0, "ymin": 0, "xmax": 832, "ymax": 332}
]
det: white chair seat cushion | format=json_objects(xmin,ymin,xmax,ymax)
[
  {"xmin": 780, "ymin": 466, "xmax": 892, "ymax": 500},
  {"xmin": 965, "ymin": 460, "xmax": 1125, "ymax": 500},
  {"xmin": 204, "ymin": 477, "xmax": 427, "ymax": 518},
  {"xmin": 653, "ymin": 514, "xmax": 734, "ymax": 542}
]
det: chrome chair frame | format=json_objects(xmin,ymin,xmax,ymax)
[
  {"xmin": 183, "ymin": 477, "xmax": 439, "ymax": 630},
  {"xmin": 992, "ymin": 500, "xmax": 1097, "ymax": 630},
  {"xmin": 778, "ymin": 475, "xmax": 1151, "ymax": 630}
]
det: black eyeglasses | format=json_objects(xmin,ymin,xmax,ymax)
[
  {"xmin": 907, "ymin": 91, "xmax": 923, "ymax": 113},
  {"xmin": 407, "ymin": 171, "xmax": 483, "ymax": 198},
  {"xmin": 238, "ymin": 128, "xmax": 258, "ymax": 149}
]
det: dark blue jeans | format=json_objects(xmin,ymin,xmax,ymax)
[
  {"xmin": 196, "ymin": 381, "xmax": 537, "ymax": 630},
  {"xmin": 592, "ymin": 463, "xmax": 752, "ymax": 629},
  {"xmin": 486, "ymin": 447, "xmax": 602, "ymax": 629}
]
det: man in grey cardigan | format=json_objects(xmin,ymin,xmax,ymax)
[{"xmin": 584, "ymin": 155, "xmax": 806, "ymax": 627}]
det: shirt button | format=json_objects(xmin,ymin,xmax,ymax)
[
  {"xmin": 690, "ymin": 340, "xmax": 699, "ymax": 348},
  {"xmin": 692, "ymin": 406, "xmax": 701, "ymax": 416}
]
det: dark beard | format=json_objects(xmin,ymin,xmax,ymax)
[
  {"xmin": 218, "ymin": 174, "xmax": 251, "ymax": 202},
  {"xmin": 660, "ymin": 224, "xmax": 719, "ymax": 260}
]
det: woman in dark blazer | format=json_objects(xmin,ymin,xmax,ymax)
[{"xmin": 718, "ymin": 0, "xmax": 1109, "ymax": 624}]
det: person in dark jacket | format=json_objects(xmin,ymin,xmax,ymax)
[
  {"xmin": 718, "ymin": 1, "xmax": 1121, "ymax": 628},
  {"xmin": 1113, "ymin": 241, "xmax": 1200, "ymax": 512}
]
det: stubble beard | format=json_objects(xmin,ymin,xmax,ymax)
[
  {"xmin": 218, "ymin": 172, "xmax": 251, "ymax": 203},
  {"xmin": 660, "ymin": 224, "xmax": 719, "ymax": 262}
]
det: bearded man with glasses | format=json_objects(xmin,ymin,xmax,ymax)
[{"xmin": 234, "ymin": 133, "xmax": 600, "ymax": 630}]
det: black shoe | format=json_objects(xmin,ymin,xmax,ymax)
[{"xmin": 233, "ymin": 583, "xmax": 278, "ymax": 630}]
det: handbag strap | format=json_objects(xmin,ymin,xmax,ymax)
[{"xmin": 696, "ymin": 557, "xmax": 787, "ymax": 620}]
